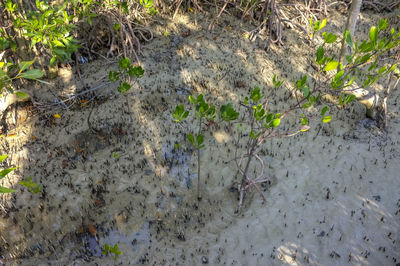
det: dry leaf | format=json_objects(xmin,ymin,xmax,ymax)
[{"xmin": 88, "ymin": 224, "xmax": 97, "ymax": 236}]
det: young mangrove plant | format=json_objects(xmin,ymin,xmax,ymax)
[
  {"xmin": 172, "ymin": 94, "xmax": 218, "ymax": 200},
  {"xmin": 230, "ymin": 18, "xmax": 399, "ymax": 212},
  {"xmin": 19, "ymin": 177, "xmax": 41, "ymax": 194},
  {"xmin": 108, "ymin": 57, "xmax": 144, "ymax": 94},
  {"xmin": 0, "ymin": 155, "xmax": 17, "ymax": 193},
  {"xmin": 171, "ymin": 18, "xmax": 399, "ymax": 213},
  {"xmin": 102, "ymin": 243, "xmax": 123, "ymax": 262}
]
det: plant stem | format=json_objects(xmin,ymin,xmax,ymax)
[{"xmin": 197, "ymin": 116, "xmax": 202, "ymax": 200}]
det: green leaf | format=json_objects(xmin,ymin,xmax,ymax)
[
  {"xmin": 109, "ymin": 71, "xmax": 119, "ymax": 82},
  {"xmin": 196, "ymin": 134, "xmax": 204, "ymax": 145},
  {"xmin": 0, "ymin": 155, "xmax": 8, "ymax": 162},
  {"xmin": 19, "ymin": 69, "xmax": 43, "ymax": 79},
  {"xmin": 378, "ymin": 19, "xmax": 388, "ymax": 31},
  {"xmin": 272, "ymin": 74, "xmax": 284, "ymax": 88},
  {"xmin": 359, "ymin": 54, "xmax": 371, "ymax": 65},
  {"xmin": 251, "ymin": 86, "xmax": 262, "ymax": 103},
  {"xmin": 18, "ymin": 60, "xmax": 35, "ymax": 74},
  {"xmin": 296, "ymin": 75, "xmax": 307, "ymax": 89},
  {"xmin": 196, "ymin": 94, "xmax": 204, "ymax": 103},
  {"xmin": 344, "ymin": 30, "xmax": 353, "ymax": 48},
  {"xmin": 117, "ymin": 82, "xmax": 131, "ymax": 93},
  {"xmin": 346, "ymin": 75, "xmax": 356, "ymax": 87},
  {"xmin": 319, "ymin": 19, "xmax": 327, "ymax": 31},
  {"xmin": 369, "ymin": 26, "xmax": 378, "ymax": 44},
  {"xmin": 114, "ymin": 23, "xmax": 120, "ymax": 31},
  {"xmin": 250, "ymin": 130, "xmax": 261, "ymax": 139},
  {"xmin": 323, "ymin": 32, "xmax": 337, "ymax": 44},
  {"xmin": 386, "ymin": 64, "xmax": 397, "ymax": 74},
  {"xmin": 378, "ymin": 66, "xmax": 387, "ymax": 74},
  {"xmin": 344, "ymin": 94, "xmax": 356, "ymax": 104},
  {"xmin": 188, "ymin": 95, "xmax": 195, "ymax": 104},
  {"xmin": 321, "ymin": 106, "xmax": 328, "ymax": 116},
  {"xmin": 322, "ymin": 115, "xmax": 332, "ymax": 123},
  {"xmin": 0, "ymin": 187, "xmax": 15, "ymax": 193},
  {"xmin": 243, "ymin": 97, "xmax": 249, "ymax": 105},
  {"xmin": 301, "ymin": 116, "xmax": 308, "ymax": 125},
  {"xmin": 33, "ymin": 185, "xmax": 40, "ymax": 193},
  {"xmin": 187, "ymin": 133, "xmax": 194, "ymax": 144},
  {"xmin": 0, "ymin": 167, "xmax": 17, "ymax": 179},
  {"xmin": 271, "ymin": 118, "xmax": 280, "ymax": 128},
  {"xmin": 265, "ymin": 113, "xmax": 274, "ymax": 123},
  {"xmin": 127, "ymin": 66, "xmax": 144, "ymax": 78},
  {"xmin": 324, "ymin": 61, "xmax": 339, "ymax": 71},
  {"xmin": 15, "ymin": 91, "xmax": 30, "ymax": 100},
  {"xmin": 301, "ymin": 86, "xmax": 310, "ymax": 99},
  {"xmin": 119, "ymin": 57, "xmax": 130, "ymax": 70},
  {"xmin": 316, "ymin": 46, "xmax": 324, "ymax": 64},
  {"xmin": 50, "ymin": 56, "xmax": 57, "ymax": 66},
  {"xmin": 220, "ymin": 103, "xmax": 239, "ymax": 121}
]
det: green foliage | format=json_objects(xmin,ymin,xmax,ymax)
[
  {"xmin": 0, "ymin": 60, "xmax": 45, "ymax": 94},
  {"xmin": 19, "ymin": 177, "xmax": 41, "ymax": 194},
  {"xmin": 322, "ymin": 32, "xmax": 337, "ymax": 44},
  {"xmin": 172, "ymin": 104, "xmax": 189, "ymax": 122},
  {"xmin": 250, "ymin": 86, "xmax": 262, "ymax": 103},
  {"xmin": 309, "ymin": 18, "xmax": 327, "ymax": 39},
  {"xmin": 187, "ymin": 133, "xmax": 205, "ymax": 149},
  {"xmin": 109, "ymin": 57, "xmax": 144, "ymax": 93},
  {"xmin": 140, "ymin": 0, "xmax": 158, "ymax": 15},
  {"xmin": 189, "ymin": 94, "xmax": 216, "ymax": 120},
  {"xmin": 220, "ymin": 103, "xmax": 239, "ymax": 121},
  {"xmin": 272, "ymin": 74, "xmax": 284, "ymax": 88},
  {"xmin": 15, "ymin": 0, "xmax": 80, "ymax": 65},
  {"xmin": 70, "ymin": 0, "xmax": 98, "ymax": 26},
  {"xmin": 0, "ymin": 155, "xmax": 16, "ymax": 193},
  {"xmin": 102, "ymin": 243, "xmax": 122, "ymax": 262}
]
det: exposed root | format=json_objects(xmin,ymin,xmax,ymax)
[
  {"xmin": 78, "ymin": 8, "xmax": 153, "ymax": 64},
  {"xmin": 234, "ymin": 151, "xmax": 270, "ymax": 214}
]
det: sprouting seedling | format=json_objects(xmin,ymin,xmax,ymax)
[
  {"xmin": 172, "ymin": 94, "xmax": 216, "ymax": 200},
  {"xmin": 19, "ymin": 177, "xmax": 40, "ymax": 194},
  {"xmin": 188, "ymin": 94, "xmax": 216, "ymax": 200},
  {"xmin": 102, "ymin": 243, "xmax": 123, "ymax": 262},
  {"xmin": 0, "ymin": 155, "xmax": 17, "ymax": 193},
  {"xmin": 272, "ymin": 74, "xmax": 284, "ymax": 88},
  {"xmin": 109, "ymin": 57, "xmax": 144, "ymax": 93},
  {"xmin": 112, "ymin": 152, "xmax": 119, "ymax": 158},
  {"xmin": 309, "ymin": 18, "xmax": 327, "ymax": 40}
]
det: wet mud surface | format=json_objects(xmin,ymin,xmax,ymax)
[{"xmin": 1, "ymin": 9, "xmax": 400, "ymax": 266}]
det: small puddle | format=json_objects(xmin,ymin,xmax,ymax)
[{"xmin": 73, "ymin": 222, "xmax": 150, "ymax": 262}]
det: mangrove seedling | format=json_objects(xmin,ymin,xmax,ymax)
[
  {"xmin": 231, "ymin": 19, "xmax": 399, "ymax": 212},
  {"xmin": 108, "ymin": 57, "xmax": 144, "ymax": 93},
  {"xmin": 19, "ymin": 177, "xmax": 41, "ymax": 194},
  {"xmin": 0, "ymin": 155, "xmax": 17, "ymax": 193},
  {"xmin": 102, "ymin": 243, "xmax": 123, "ymax": 262},
  {"xmin": 172, "ymin": 94, "xmax": 216, "ymax": 200}
]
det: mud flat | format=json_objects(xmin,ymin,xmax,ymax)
[{"xmin": 1, "ymin": 9, "xmax": 399, "ymax": 266}]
